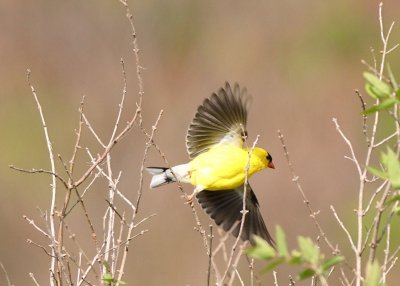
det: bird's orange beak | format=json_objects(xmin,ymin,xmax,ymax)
[{"xmin": 268, "ymin": 162, "xmax": 275, "ymax": 169}]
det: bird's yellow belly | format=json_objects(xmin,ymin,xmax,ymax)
[
  {"xmin": 189, "ymin": 146, "xmax": 251, "ymax": 190},
  {"xmin": 190, "ymin": 167, "xmax": 246, "ymax": 190}
]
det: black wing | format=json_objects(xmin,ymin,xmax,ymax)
[{"xmin": 196, "ymin": 184, "xmax": 274, "ymax": 246}]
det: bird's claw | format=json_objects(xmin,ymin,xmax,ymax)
[{"xmin": 185, "ymin": 193, "xmax": 195, "ymax": 205}]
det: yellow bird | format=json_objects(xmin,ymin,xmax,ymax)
[{"xmin": 147, "ymin": 82, "xmax": 275, "ymax": 246}]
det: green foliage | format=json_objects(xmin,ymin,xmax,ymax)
[
  {"xmin": 275, "ymin": 225, "xmax": 289, "ymax": 257},
  {"xmin": 246, "ymin": 236, "xmax": 275, "ymax": 260},
  {"xmin": 246, "ymin": 63, "xmax": 399, "ymax": 286},
  {"xmin": 363, "ymin": 72, "xmax": 393, "ymax": 99},
  {"xmin": 368, "ymin": 147, "xmax": 400, "ymax": 190},
  {"xmin": 102, "ymin": 261, "xmax": 126, "ymax": 286},
  {"xmin": 363, "ymin": 71, "xmax": 400, "ymax": 114},
  {"xmin": 365, "ymin": 261, "xmax": 387, "ymax": 286},
  {"xmin": 245, "ymin": 226, "xmax": 344, "ymax": 283}
]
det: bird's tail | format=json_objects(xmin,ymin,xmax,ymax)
[{"xmin": 146, "ymin": 167, "xmax": 176, "ymax": 188}]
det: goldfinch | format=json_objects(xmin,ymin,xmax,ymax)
[{"xmin": 147, "ymin": 82, "xmax": 275, "ymax": 246}]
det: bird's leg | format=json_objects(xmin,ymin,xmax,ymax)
[
  {"xmin": 186, "ymin": 192, "xmax": 196, "ymax": 205},
  {"xmin": 185, "ymin": 185, "xmax": 204, "ymax": 204}
]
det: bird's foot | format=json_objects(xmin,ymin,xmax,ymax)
[{"xmin": 185, "ymin": 193, "xmax": 195, "ymax": 205}]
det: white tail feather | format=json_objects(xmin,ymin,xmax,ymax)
[
  {"xmin": 146, "ymin": 167, "xmax": 174, "ymax": 188},
  {"xmin": 146, "ymin": 164, "xmax": 190, "ymax": 188}
]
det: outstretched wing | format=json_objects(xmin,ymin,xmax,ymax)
[
  {"xmin": 186, "ymin": 82, "xmax": 250, "ymax": 159},
  {"xmin": 196, "ymin": 184, "xmax": 274, "ymax": 246}
]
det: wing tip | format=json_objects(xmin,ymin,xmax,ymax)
[
  {"xmin": 196, "ymin": 188, "xmax": 275, "ymax": 247},
  {"xmin": 186, "ymin": 81, "xmax": 251, "ymax": 158}
]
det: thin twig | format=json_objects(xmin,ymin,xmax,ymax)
[
  {"xmin": 9, "ymin": 166, "xmax": 68, "ymax": 189},
  {"xmin": 118, "ymin": 0, "xmax": 145, "ymax": 112},
  {"xmin": 368, "ymin": 183, "xmax": 392, "ymax": 262},
  {"xmin": 367, "ymin": 2, "xmax": 396, "ymax": 266},
  {"xmin": 26, "ymin": 69, "xmax": 58, "ymax": 286},
  {"xmin": 381, "ymin": 224, "xmax": 390, "ymax": 283},
  {"xmin": 141, "ymin": 124, "xmax": 211, "ymax": 254},
  {"xmin": 69, "ymin": 95, "xmax": 85, "ymax": 175},
  {"xmin": 273, "ymin": 271, "xmax": 279, "ymax": 286},
  {"xmin": 330, "ymin": 206, "xmax": 356, "ymax": 252},
  {"xmin": 207, "ymin": 225, "xmax": 213, "ymax": 286},
  {"xmin": 0, "ymin": 262, "xmax": 12, "ymax": 286},
  {"xmin": 354, "ymin": 90, "xmax": 369, "ymax": 145},
  {"xmin": 378, "ymin": 3, "xmax": 394, "ymax": 78},
  {"xmin": 108, "ymin": 58, "xmax": 128, "ymax": 144},
  {"xmin": 23, "ymin": 215, "xmax": 51, "ymax": 239},
  {"xmin": 227, "ymin": 245, "xmax": 245, "ymax": 286},
  {"xmin": 278, "ymin": 130, "xmax": 339, "ymax": 254},
  {"xmin": 136, "ymin": 110, "xmax": 163, "ymax": 213},
  {"xmin": 29, "ymin": 273, "xmax": 40, "ymax": 286},
  {"xmin": 26, "ymin": 239, "xmax": 53, "ymax": 257},
  {"xmin": 220, "ymin": 135, "xmax": 259, "ymax": 284},
  {"xmin": 363, "ymin": 180, "xmax": 388, "ymax": 215},
  {"xmin": 332, "ymin": 119, "xmax": 362, "ymax": 177}
]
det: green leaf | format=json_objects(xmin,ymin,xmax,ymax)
[
  {"xmin": 369, "ymin": 149, "xmax": 400, "ymax": 189},
  {"xmin": 365, "ymin": 261, "xmax": 381, "ymax": 286},
  {"xmin": 261, "ymin": 257, "xmax": 285, "ymax": 273},
  {"xmin": 288, "ymin": 250, "xmax": 302, "ymax": 265},
  {"xmin": 102, "ymin": 260, "xmax": 111, "ymax": 272},
  {"xmin": 363, "ymin": 72, "xmax": 392, "ymax": 99},
  {"xmin": 367, "ymin": 166, "xmax": 389, "ymax": 180},
  {"xmin": 365, "ymin": 83, "xmax": 380, "ymax": 99},
  {"xmin": 385, "ymin": 194, "xmax": 400, "ymax": 206},
  {"xmin": 394, "ymin": 206, "xmax": 400, "ymax": 216},
  {"xmin": 245, "ymin": 235, "xmax": 276, "ymax": 260},
  {"xmin": 364, "ymin": 97, "xmax": 399, "ymax": 114},
  {"xmin": 382, "ymin": 147, "xmax": 400, "ymax": 189},
  {"xmin": 297, "ymin": 268, "xmax": 315, "ymax": 280},
  {"xmin": 275, "ymin": 225, "xmax": 289, "ymax": 257},
  {"xmin": 298, "ymin": 236, "xmax": 319, "ymax": 265},
  {"xmin": 102, "ymin": 273, "xmax": 113, "ymax": 284},
  {"xmin": 103, "ymin": 273, "xmax": 112, "ymax": 280},
  {"xmin": 387, "ymin": 64, "xmax": 398, "ymax": 91},
  {"xmin": 321, "ymin": 256, "xmax": 344, "ymax": 272}
]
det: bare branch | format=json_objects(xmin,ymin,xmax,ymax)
[
  {"xmin": 136, "ymin": 109, "xmax": 164, "ymax": 212},
  {"xmin": 23, "ymin": 215, "xmax": 51, "ymax": 239},
  {"xmin": 220, "ymin": 135, "xmax": 259, "ymax": 284},
  {"xmin": 354, "ymin": 90, "xmax": 369, "ymax": 145},
  {"xmin": 29, "ymin": 273, "xmax": 40, "ymax": 286},
  {"xmin": 330, "ymin": 206, "xmax": 356, "ymax": 252},
  {"xmin": 332, "ymin": 118, "xmax": 362, "ymax": 177},
  {"xmin": 0, "ymin": 262, "xmax": 12, "ymax": 286},
  {"xmin": 26, "ymin": 69, "xmax": 58, "ymax": 285},
  {"xmin": 69, "ymin": 95, "xmax": 85, "ymax": 175},
  {"xmin": 9, "ymin": 166, "xmax": 68, "ymax": 189},
  {"xmin": 207, "ymin": 225, "xmax": 213, "ymax": 286},
  {"xmin": 118, "ymin": 0, "xmax": 145, "ymax": 111},
  {"xmin": 278, "ymin": 130, "xmax": 339, "ymax": 254}
]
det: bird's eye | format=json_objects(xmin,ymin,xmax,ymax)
[{"xmin": 266, "ymin": 153, "xmax": 272, "ymax": 162}]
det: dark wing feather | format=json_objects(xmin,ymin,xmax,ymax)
[
  {"xmin": 196, "ymin": 184, "xmax": 275, "ymax": 246},
  {"xmin": 186, "ymin": 82, "xmax": 250, "ymax": 158}
]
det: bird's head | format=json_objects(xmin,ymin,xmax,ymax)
[{"xmin": 251, "ymin": 147, "xmax": 275, "ymax": 170}]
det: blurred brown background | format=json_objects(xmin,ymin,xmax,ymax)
[{"xmin": 1, "ymin": 0, "xmax": 400, "ymax": 285}]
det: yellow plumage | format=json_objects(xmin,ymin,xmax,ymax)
[
  {"xmin": 189, "ymin": 145, "xmax": 270, "ymax": 190},
  {"xmin": 146, "ymin": 82, "xmax": 275, "ymax": 246}
]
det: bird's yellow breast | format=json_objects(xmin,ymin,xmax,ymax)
[{"xmin": 188, "ymin": 145, "xmax": 267, "ymax": 190}]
